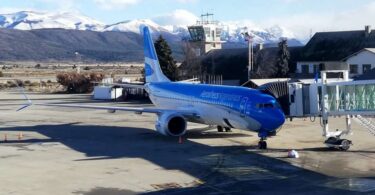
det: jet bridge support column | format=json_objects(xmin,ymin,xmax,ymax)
[
  {"xmin": 321, "ymin": 71, "xmax": 329, "ymax": 137},
  {"xmin": 321, "ymin": 70, "xmax": 352, "ymax": 150}
]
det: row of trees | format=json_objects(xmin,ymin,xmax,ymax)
[{"xmin": 56, "ymin": 34, "xmax": 291, "ymax": 93}]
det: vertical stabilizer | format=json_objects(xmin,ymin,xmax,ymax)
[{"xmin": 142, "ymin": 26, "xmax": 170, "ymax": 83}]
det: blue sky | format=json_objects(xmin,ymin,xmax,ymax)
[{"xmin": 2, "ymin": 0, "xmax": 375, "ymax": 39}]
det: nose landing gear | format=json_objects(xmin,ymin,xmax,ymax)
[
  {"xmin": 258, "ymin": 139, "xmax": 267, "ymax": 149},
  {"xmin": 217, "ymin": 126, "xmax": 224, "ymax": 132},
  {"xmin": 258, "ymin": 130, "xmax": 268, "ymax": 149}
]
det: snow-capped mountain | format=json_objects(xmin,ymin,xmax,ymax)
[
  {"xmin": 0, "ymin": 11, "xmax": 302, "ymax": 46},
  {"xmin": 0, "ymin": 11, "xmax": 104, "ymax": 31},
  {"xmin": 103, "ymin": 19, "xmax": 169, "ymax": 33},
  {"xmin": 220, "ymin": 22, "xmax": 300, "ymax": 46}
]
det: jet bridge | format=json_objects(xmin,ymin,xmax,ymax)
[{"xmin": 287, "ymin": 70, "xmax": 375, "ymax": 150}]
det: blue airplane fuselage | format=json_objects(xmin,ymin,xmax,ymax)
[{"xmin": 146, "ymin": 82, "xmax": 285, "ymax": 134}]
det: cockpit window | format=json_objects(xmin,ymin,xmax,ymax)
[
  {"xmin": 274, "ymin": 102, "xmax": 281, "ymax": 108},
  {"xmin": 256, "ymin": 102, "xmax": 279, "ymax": 109},
  {"xmin": 263, "ymin": 103, "xmax": 274, "ymax": 108}
]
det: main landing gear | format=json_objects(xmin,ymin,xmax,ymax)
[{"xmin": 217, "ymin": 126, "xmax": 232, "ymax": 132}]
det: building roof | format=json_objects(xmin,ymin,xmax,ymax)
[
  {"xmin": 300, "ymin": 29, "xmax": 375, "ymax": 61},
  {"xmin": 342, "ymin": 48, "xmax": 375, "ymax": 61},
  {"xmin": 364, "ymin": 48, "xmax": 375, "ymax": 53},
  {"xmin": 242, "ymin": 78, "xmax": 289, "ymax": 88}
]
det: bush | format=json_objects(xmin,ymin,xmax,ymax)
[
  {"xmin": 24, "ymin": 80, "xmax": 31, "ymax": 85},
  {"xmin": 35, "ymin": 64, "xmax": 41, "ymax": 69},
  {"xmin": 84, "ymin": 66, "xmax": 90, "ymax": 71},
  {"xmin": 6, "ymin": 80, "xmax": 17, "ymax": 88},
  {"xmin": 30, "ymin": 82, "xmax": 39, "ymax": 87},
  {"xmin": 0, "ymin": 71, "xmax": 3, "ymax": 77},
  {"xmin": 56, "ymin": 72, "xmax": 104, "ymax": 93}
]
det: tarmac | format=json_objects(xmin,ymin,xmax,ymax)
[{"xmin": 0, "ymin": 91, "xmax": 374, "ymax": 195}]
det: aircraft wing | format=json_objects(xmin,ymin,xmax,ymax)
[
  {"xmin": 33, "ymin": 103, "xmax": 198, "ymax": 116},
  {"xmin": 93, "ymin": 82, "xmax": 145, "ymax": 89}
]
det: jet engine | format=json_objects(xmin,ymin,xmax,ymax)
[{"xmin": 155, "ymin": 112, "xmax": 187, "ymax": 136}]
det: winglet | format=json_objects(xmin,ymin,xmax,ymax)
[{"xmin": 17, "ymin": 86, "xmax": 32, "ymax": 112}]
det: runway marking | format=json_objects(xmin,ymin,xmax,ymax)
[
  {"xmin": 150, "ymin": 183, "xmax": 182, "ymax": 190},
  {"xmin": 191, "ymin": 154, "xmax": 285, "ymax": 182}
]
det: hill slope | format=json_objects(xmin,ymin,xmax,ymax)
[{"xmin": 0, "ymin": 28, "xmax": 151, "ymax": 62}]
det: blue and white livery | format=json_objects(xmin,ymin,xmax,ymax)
[{"xmin": 26, "ymin": 26, "xmax": 285, "ymax": 149}]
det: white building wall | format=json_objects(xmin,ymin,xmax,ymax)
[
  {"xmin": 296, "ymin": 62, "xmax": 320, "ymax": 74},
  {"xmin": 345, "ymin": 50, "xmax": 375, "ymax": 75},
  {"xmin": 297, "ymin": 50, "xmax": 375, "ymax": 76}
]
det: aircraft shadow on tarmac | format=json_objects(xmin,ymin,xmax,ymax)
[{"xmin": 0, "ymin": 123, "xmax": 374, "ymax": 194}]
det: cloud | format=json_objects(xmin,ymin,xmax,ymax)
[
  {"xmin": 261, "ymin": 2, "xmax": 375, "ymax": 40},
  {"xmin": 0, "ymin": 7, "xmax": 36, "ymax": 14},
  {"xmin": 176, "ymin": 0, "xmax": 198, "ymax": 3},
  {"xmin": 94, "ymin": 0, "xmax": 141, "ymax": 10},
  {"xmin": 152, "ymin": 9, "xmax": 198, "ymax": 26},
  {"xmin": 35, "ymin": 0, "xmax": 76, "ymax": 11}
]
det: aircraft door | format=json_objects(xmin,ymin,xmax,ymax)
[{"xmin": 239, "ymin": 97, "xmax": 248, "ymax": 117}]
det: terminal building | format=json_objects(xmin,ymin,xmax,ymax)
[
  {"xmin": 295, "ymin": 25, "xmax": 375, "ymax": 79},
  {"xmin": 181, "ymin": 24, "xmax": 375, "ymax": 86}
]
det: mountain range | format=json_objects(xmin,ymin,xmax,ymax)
[{"xmin": 0, "ymin": 11, "xmax": 303, "ymax": 62}]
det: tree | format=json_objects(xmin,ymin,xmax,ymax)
[
  {"xmin": 276, "ymin": 38, "xmax": 290, "ymax": 77},
  {"xmin": 154, "ymin": 35, "xmax": 178, "ymax": 81},
  {"xmin": 56, "ymin": 72, "xmax": 104, "ymax": 93}
]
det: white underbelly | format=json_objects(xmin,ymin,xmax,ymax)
[{"xmin": 150, "ymin": 95, "xmax": 261, "ymax": 132}]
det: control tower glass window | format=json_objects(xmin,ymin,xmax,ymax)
[
  {"xmin": 216, "ymin": 28, "xmax": 222, "ymax": 38},
  {"xmin": 204, "ymin": 27, "xmax": 210, "ymax": 37},
  {"xmin": 188, "ymin": 27, "xmax": 204, "ymax": 41}
]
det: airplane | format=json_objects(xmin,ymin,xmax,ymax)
[{"xmin": 20, "ymin": 26, "xmax": 285, "ymax": 149}]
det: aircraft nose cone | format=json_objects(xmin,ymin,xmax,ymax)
[{"xmin": 274, "ymin": 110, "xmax": 285, "ymax": 128}]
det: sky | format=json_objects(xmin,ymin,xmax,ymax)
[{"xmin": 1, "ymin": 0, "xmax": 375, "ymax": 40}]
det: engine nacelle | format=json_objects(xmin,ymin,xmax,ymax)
[{"xmin": 155, "ymin": 112, "xmax": 187, "ymax": 136}]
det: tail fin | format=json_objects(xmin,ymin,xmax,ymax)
[{"xmin": 142, "ymin": 26, "xmax": 170, "ymax": 83}]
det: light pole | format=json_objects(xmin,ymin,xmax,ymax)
[
  {"xmin": 75, "ymin": 52, "xmax": 81, "ymax": 74},
  {"xmin": 242, "ymin": 32, "xmax": 254, "ymax": 80}
]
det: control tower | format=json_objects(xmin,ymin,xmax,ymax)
[{"xmin": 188, "ymin": 13, "xmax": 223, "ymax": 56}]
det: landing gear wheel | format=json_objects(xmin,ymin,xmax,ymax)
[
  {"xmin": 224, "ymin": 127, "xmax": 232, "ymax": 132},
  {"xmin": 217, "ymin": 126, "xmax": 224, "ymax": 132},
  {"xmin": 339, "ymin": 139, "xmax": 351, "ymax": 151},
  {"xmin": 258, "ymin": 140, "xmax": 267, "ymax": 149}
]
